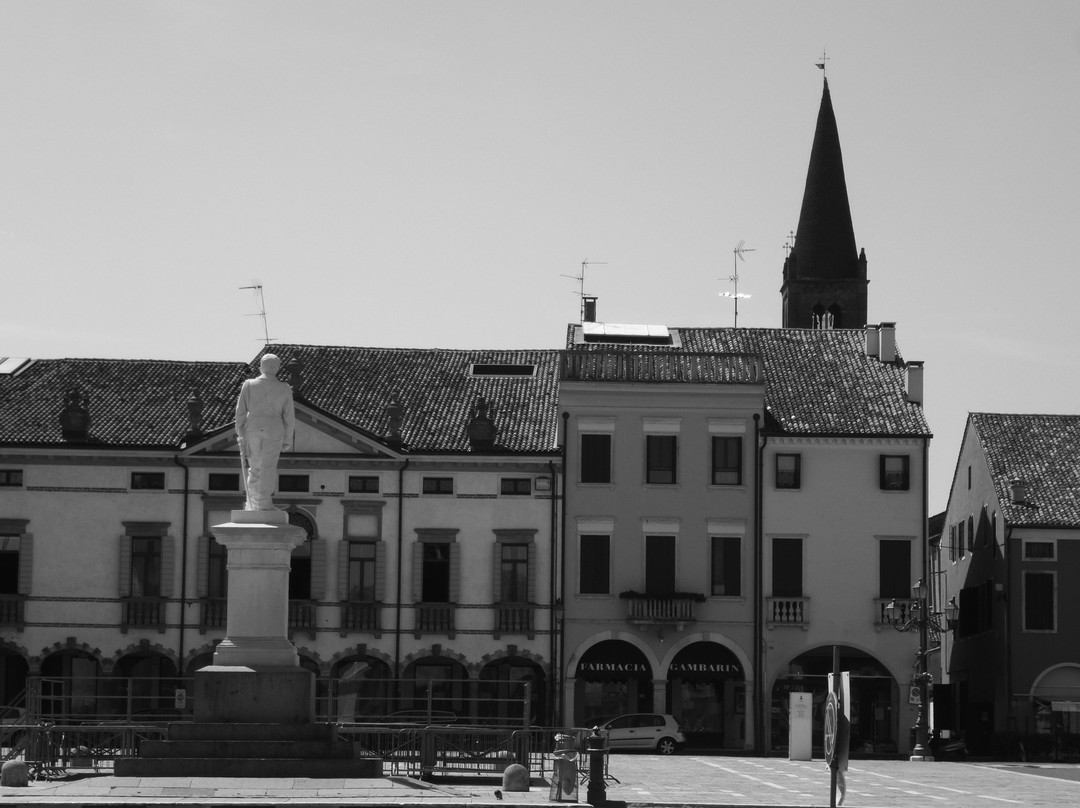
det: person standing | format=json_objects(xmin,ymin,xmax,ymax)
[{"xmin": 234, "ymin": 354, "xmax": 295, "ymax": 511}]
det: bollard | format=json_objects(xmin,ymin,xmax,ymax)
[
  {"xmin": 1, "ymin": 760, "xmax": 29, "ymax": 787},
  {"xmin": 586, "ymin": 728, "xmax": 606, "ymax": 807}
]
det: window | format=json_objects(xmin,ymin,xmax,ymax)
[
  {"xmin": 646, "ymin": 435, "xmax": 677, "ymax": 484},
  {"xmin": 470, "ymin": 364, "xmax": 536, "ymax": 377},
  {"xmin": 0, "ymin": 470, "xmax": 23, "ymax": 487},
  {"xmin": 967, "ymin": 516, "xmax": 974, "ymax": 552},
  {"xmin": 772, "ymin": 538, "xmax": 803, "ymax": 597},
  {"xmin": 130, "ymin": 537, "xmax": 162, "ymax": 597},
  {"xmin": 774, "ymin": 454, "xmax": 800, "ymax": 489},
  {"xmin": 500, "ymin": 478, "xmax": 532, "ymax": 496},
  {"xmin": 645, "ymin": 535, "xmax": 676, "ymax": 594},
  {"xmin": 130, "ymin": 472, "xmax": 165, "ymax": 491},
  {"xmin": 500, "ymin": 544, "xmax": 529, "ymax": 602},
  {"xmin": 422, "ymin": 543, "xmax": 451, "ymax": 602},
  {"xmin": 423, "ymin": 477, "xmax": 454, "ymax": 495},
  {"xmin": 707, "ymin": 437, "xmax": 741, "ymax": 486},
  {"xmin": 208, "ymin": 538, "xmax": 227, "ymax": 598},
  {"xmin": 579, "ymin": 535, "xmax": 610, "ymax": 595},
  {"xmin": 208, "ymin": 473, "xmax": 239, "ymax": 491},
  {"xmin": 278, "ymin": 474, "xmax": 309, "ymax": 493},
  {"xmin": 0, "ymin": 545, "xmax": 18, "ymax": 595},
  {"xmin": 1024, "ymin": 571, "xmax": 1055, "ymax": 631},
  {"xmin": 711, "ymin": 536, "xmax": 741, "ymax": 596},
  {"xmin": 1024, "ymin": 541, "xmax": 1055, "ymax": 560},
  {"xmin": 347, "ymin": 542, "xmax": 377, "ymax": 601},
  {"xmin": 879, "ymin": 455, "xmax": 910, "ymax": 490},
  {"xmin": 580, "ymin": 434, "xmax": 612, "ymax": 484},
  {"xmin": 957, "ymin": 521, "xmax": 966, "ymax": 560},
  {"xmin": 879, "ymin": 540, "xmax": 911, "ymax": 598},
  {"xmin": 348, "ymin": 476, "xmax": 380, "ymax": 494}
]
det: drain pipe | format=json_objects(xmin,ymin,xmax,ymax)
[
  {"xmin": 172, "ymin": 455, "xmax": 191, "ymax": 674},
  {"xmin": 557, "ymin": 412, "xmax": 569, "ymax": 726},
  {"xmin": 547, "ymin": 458, "xmax": 559, "ymax": 727},
  {"xmin": 753, "ymin": 413, "xmax": 766, "ymax": 755},
  {"xmin": 394, "ymin": 459, "xmax": 409, "ymax": 679}
]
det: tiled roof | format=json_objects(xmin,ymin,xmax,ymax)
[
  {"xmin": 0, "ymin": 358, "xmax": 247, "ymax": 447},
  {"xmin": 251, "ymin": 344, "xmax": 561, "ymax": 454},
  {"xmin": 565, "ymin": 325, "xmax": 931, "ymax": 436},
  {"xmin": 970, "ymin": 413, "xmax": 1080, "ymax": 528}
]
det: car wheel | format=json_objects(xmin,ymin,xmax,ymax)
[{"xmin": 657, "ymin": 736, "xmax": 677, "ymax": 755}]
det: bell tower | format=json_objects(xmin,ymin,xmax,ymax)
[{"xmin": 781, "ymin": 78, "xmax": 868, "ymax": 329}]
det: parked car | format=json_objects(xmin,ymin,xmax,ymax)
[{"xmin": 598, "ymin": 713, "xmax": 686, "ymax": 754}]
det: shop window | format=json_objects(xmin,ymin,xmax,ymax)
[
  {"xmin": 278, "ymin": 474, "xmax": 309, "ymax": 493},
  {"xmin": 423, "ymin": 477, "xmax": 454, "ymax": 495},
  {"xmin": 710, "ymin": 536, "xmax": 741, "ymax": 596},
  {"xmin": 348, "ymin": 475, "xmax": 380, "ymax": 494},
  {"xmin": 580, "ymin": 535, "xmax": 610, "ymax": 595},
  {"xmin": 500, "ymin": 478, "xmax": 532, "ymax": 496},
  {"xmin": 130, "ymin": 472, "xmax": 165, "ymax": 491},
  {"xmin": 879, "ymin": 455, "xmax": 910, "ymax": 490},
  {"xmin": 878, "ymin": 540, "xmax": 911, "ymax": 599},
  {"xmin": 208, "ymin": 473, "xmax": 239, "ymax": 491},
  {"xmin": 772, "ymin": 538, "xmax": 802, "ymax": 597},
  {"xmin": 0, "ymin": 470, "xmax": 23, "ymax": 487},
  {"xmin": 581, "ymin": 434, "xmax": 612, "ymax": 484},
  {"xmin": 646, "ymin": 435, "xmax": 677, "ymax": 484},
  {"xmin": 775, "ymin": 454, "xmax": 800, "ymax": 489},
  {"xmin": 711, "ymin": 437, "xmax": 741, "ymax": 485},
  {"xmin": 1024, "ymin": 571, "xmax": 1055, "ymax": 631}
]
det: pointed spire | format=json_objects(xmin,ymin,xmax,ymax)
[{"xmin": 791, "ymin": 78, "xmax": 860, "ymax": 281}]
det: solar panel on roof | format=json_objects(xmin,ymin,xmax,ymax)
[{"xmin": 0, "ymin": 358, "xmax": 32, "ymax": 376}]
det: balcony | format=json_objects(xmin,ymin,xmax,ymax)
[
  {"xmin": 340, "ymin": 601, "xmax": 382, "ymax": 637},
  {"xmin": 0, "ymin": 594, "xmax": 25, "ymax": 629},
  {"xmin": 623, "ymin": 592, "xmax": 701, "ymax": 628},
  {"xmin": 767, "ymin": 597, "xmax": 808, "ymax": 629},
  {"xmin": 121, "ymin": 596, "xmax": 166, "ymax": 633},
  {"xmin": 289, "ymin": 599, "xmax": 317, "ymax": 639},
  {"xmin": 494, "ymin": 603, "xmax": 535, "ymax": 638},
  {"xmin": 199, "ymin": 597, "xmax": 227, "ymax": 633},
  {"xmin": 415, "ymin": 602, "xmax": 456, "ymax": 638},
  {"xmin": 875, "ymin": 597, "xmax": 911, "ymax": 629}
]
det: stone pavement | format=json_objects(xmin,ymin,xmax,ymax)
[{"xmin": 3, "ymin": 755, "xmax": 1080, "ymax": 807}]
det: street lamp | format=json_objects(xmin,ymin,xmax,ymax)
[{"xmin": 885, "ymin": 578, "xmax": 959, "ymax": 761}]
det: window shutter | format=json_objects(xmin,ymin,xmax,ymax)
[
  {"xmin": 118, "ymin": 536, "xmax": 132, "ymax": 597},
  {"xmin": 492, "ymin": 545, "xmax": 502, "ymax": 604},
  {"xmin": 310, "ymin": 540, "xmax": 327, "ymax": 600},
  {"xmin": 160, "ymin": 536, "xmax": 176, "ymax": 598},
  {"xmin": 196, "ymin": 536, "xmax": 209, "ymax": 598},
  {"xmin": 338, "ymin": 541, "xmax": 351, "ymax": 601},
  {"xmin": 374, "ymin": 541, "xmax": 387, "ymax": 602},
  {"xmin": 449, "ymin": 543, "xmax": 461, "ymax": 603},
  {"xmin": 526, "ymin": 542, "xmax": 537, "ymax": 604},
  {"xmin": 17, "ymin": 534, "xmax": 33, "ymax": 596},
  {"xmin": 412, "ymin": 542, "xmax": 423, "ymax": 602}
]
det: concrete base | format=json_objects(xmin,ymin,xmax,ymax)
[{"xmin": 194, "ymin": 665, "xmax": 314, "ymax": 724}]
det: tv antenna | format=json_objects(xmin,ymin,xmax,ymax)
[
  {"xmin": 561, "ymin": 259, "xmax": 607, "ymax": 322},
  {"xmin": 720, "ymin": 241, "xmax": 754, "ymax": 327},
  {"xmin": 240, "ymin": 283, "xmax": 276, "ymax": 347}
]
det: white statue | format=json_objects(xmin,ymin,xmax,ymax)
[{"xmin": 235, "ymin": 354, "xmax": 296, "ymax": 511}]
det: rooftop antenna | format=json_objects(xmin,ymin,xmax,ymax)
[
  {"xmin": 561, "ymin": 259, "xmax": 607, "ymax": 322},
  {"xmin": 721, "ymin": 241, "xmax": 754, "ymax": 328},
  {"xmin": 240, "ymin": 283, "xmax": 276, "ymax": 347}
]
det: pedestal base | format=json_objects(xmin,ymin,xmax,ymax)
[{"xmin": 195, "ymin": 665, "xmax": 314, "ymax": 725}]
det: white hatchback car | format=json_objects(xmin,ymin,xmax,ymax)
[{"xmin": 598, "ymin": 713, "xmax": 686, "ymax": 754}]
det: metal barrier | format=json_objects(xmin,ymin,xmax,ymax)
[{"xmin": 20, "ymin": 721, "xmax": 169, "ymax": 780}]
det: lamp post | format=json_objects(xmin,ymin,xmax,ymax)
[{"xmin": 885, "ymin": 578, "xmax": 959, "ymax": 761}]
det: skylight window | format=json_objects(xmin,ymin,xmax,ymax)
[
  {"xmin": 0, "ymin": 358, "xmax": 33, "ymax": 376},
  {"xmin": 470, "ymin": 364, "xmax": 536, "ymax": 377},
  {"xmin": 579, "ymin": 323, "xmax": 676, "ymax": 346}
]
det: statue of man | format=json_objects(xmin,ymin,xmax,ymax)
[{"xmin": 235, "ymin": 354, "xmax": 296, "ymax": 511}]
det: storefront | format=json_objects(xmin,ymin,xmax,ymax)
[
  {"xmin": 666, "ymin": 641, "xmax": 746, "ymax": 749},
  {"xmin": 573, "ymin": 640, "xmax": 652, "ymax": 726}
]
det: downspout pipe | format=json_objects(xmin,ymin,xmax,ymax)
[
  {"xmin": 558, "ymin": 411, "xmax": 569, "ymax": 727},
  {"xmin": 173, "ymin": 455, "xmax": 190, "ymax": 675},
  {"xmin": 753, "ymin": 414, "xmax": 766, "ymax": 755},
  {"xmin": 394, "ymin": 459, "xmax": 409, "ymax": 680},
  {"xmin": 548, "ymin": 458, "xmax": 559, "ymax": 727}
]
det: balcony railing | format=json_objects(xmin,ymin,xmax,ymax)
[
  {"xmin": 876, "ymin": 597, "xmax": 911, "ymax": 628},
  {"xmin": 415, "ymin": 603, "xmax": 455, "ymax": 638},
  {"xmin": 767, "ymin": 597, "xmax": 808, "ymax": 628},
  {"xmin": 0, "ymin": 594, "xmax": 25, "ymax": 628},
  {"xmin": 199, "ymin": 597, "xmax": 227, "ymax": 633},
  {"xmin": 624, "ymin": 595, "xmax": 699, "ymax": 626},
  {"xmin": 289, "ymin": 599, "xmax": 317, "ymax": 638},
  {"xmin": 121, "ymin": 597, "xmax": 166, "ymax": 633},
  {"xmin": 340, "ymin": 601, "xmax": 381, "ymax": 636},
  {"xmin": 494, "ymin": 603, "xmax": 534, "ymax": 638}
]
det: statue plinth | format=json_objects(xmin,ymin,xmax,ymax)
[{"xmin": 196, "ymin": 509, "xmax": 314, "ymax": 723}]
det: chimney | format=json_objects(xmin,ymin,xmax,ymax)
[
  {"xmin": 384, "ymin": 393, "xmax": 404, "ymax": 449},
  {"xmin": 466, "ymin": 396, "xmax": 499, "ymax": 451},
  {"xmin": 865, "ymin": 323, "xmax": 880, "ymax": 358},
  {"xmin": 59, "ymin": 388, "xmax": 90, "ymax": 441},
  {"xmin": 286, "ymin": 357, "xmax": 304, "ymax": 397},
  {"xmin": 905, "ymin": 361, "xmax": 924, "ymax": 405},
  {"xmin": 582, "ymin": 296, "xmax": 597, "ymax": 323},
  {"xmin": 878, "ymin": 322, "xmax": 896, "ymax": 363},
  {"xmin": 1010, "ymin": 479, "xmax": 1029, "ymax": 504},
  {"xmin": 185, "ymin": 387, "xmax": 204, "ymax": 441}
]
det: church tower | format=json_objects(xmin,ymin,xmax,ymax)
[{"xmin": 781, "ymin": 78, "xmax": 868, "ymax": 329}]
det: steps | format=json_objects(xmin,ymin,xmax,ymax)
[{"xmin": 114, "ymin": 722, "xmax": 382, "ymax": 778}]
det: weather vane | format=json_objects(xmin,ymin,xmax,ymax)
[
  {"xmin": 720, "ymin": 241, "xmax": 754, "ymax": 328},
  {"xmin": 816, "ymin": 49, "xmax": 830, "ymax": 77}
]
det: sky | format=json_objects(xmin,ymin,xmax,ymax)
[{"xmin": 2, "ymin": 1, "xmax": 1079, "ymax": 513}]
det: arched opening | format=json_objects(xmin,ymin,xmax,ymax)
[
  {"xmin": 666, "ymin": 641, "xmax": 745, "ymax": 749},
  {"xmin": 574, "ymin": 640, "xmax": 652, "ymax": 727},
  {"xmin": 771, "ymin": 645, "xmax": 899, "ymax": 756},
  {"xmin": 479, "ymin": 657, "xmax": 545, "ymax": 727},
  {"xmin": 0, "ymin": 648, "xmax": 28, "ymax": 709},
  {"xmin": 112, "ymin": 651, "xmax": 182, "ymax": 718},
  {"xmin": 40, "ymin": 650, "xmax": 102, "ymax": 719},
  {"xmin": 332, "ymin": 656, "xmax": 392, "ymax": 722},
  {"xmin": 402, "ymin": 656, "xmax": 469, "ymax": 722}
]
